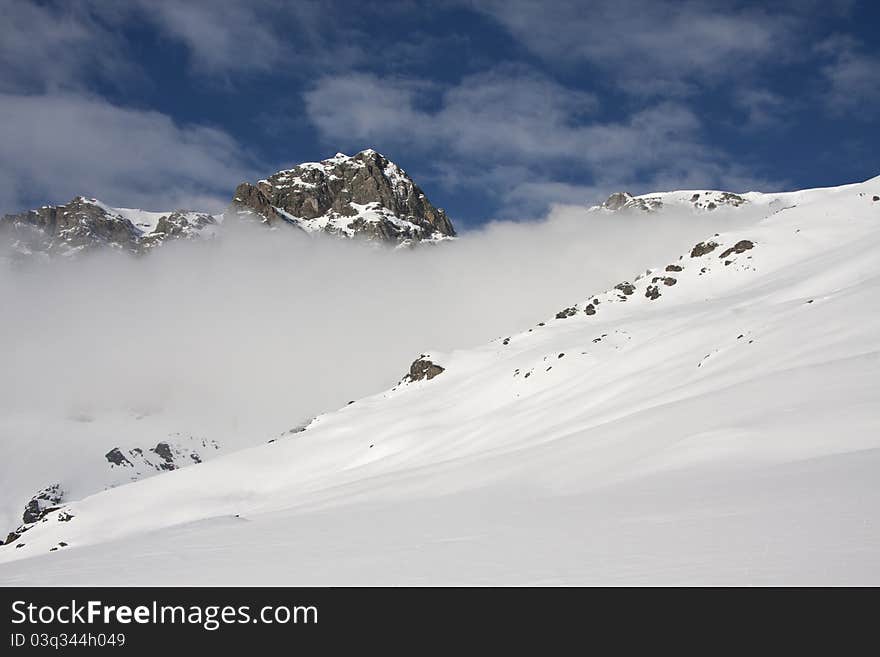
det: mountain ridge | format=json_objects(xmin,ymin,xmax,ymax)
[{"xmin": 0, "ymin": 150, "xmax": 457, "ymax": 257}]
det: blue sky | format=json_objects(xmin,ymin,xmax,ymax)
[{"xmin": 1, "ymin": 0, "xmax": 878, "ymax": 228}]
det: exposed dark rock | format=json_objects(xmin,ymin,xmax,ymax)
[
  {"xmin": 716, "ymin": 192, "xmax": 746, "ymax": 206},
  {"xmin": 141, "ymin": 211, "xmax": 216, "ymax": 246},
  {"xmin": 584, "ymin": 303, "xmax": 596, "ymax": 316},
  {"xmin": 599, "ymin": 192, "xmax": 662, "ymax": 212},
  {"xmin": 689, "ymin": 191, "xmax": 746, "ymax": 210},
  {"xmin": 22, "ymin": 484, "xmax": 64, "ymax": 524},
  {"xmin": 690, "ymin": 240, "xmax": 719, "ymax": 257},
  {"xmin": 556, "ymin": 306, "xmax": 578, "ymax": 319},
  {"xmin": 406, "ymin": 357, "xmax": 445, "ymax": 382},
  {"xmin": 149, "ymin": 442, "xmax": 178, "ymax": 471},
  {"xmin": 151, "ymin": 442, "xmax": 174, "ymax": 462},
  {"xmin": 614, "ymin": 282, "xmax": 635, "ymax": 295},
  {"xmin": 873, "ymin": 195, "xmax": 879, "ymax": 201},
  {"xmin": 105, "ymin": 447, "xmax": 132, "ymax": 467},
  {"xmin": 718, "ymin": 240, "xmax": 755, "ymax": 259},
  {"xmin": 645, "ymin": 285, "xmax": 661, "ymax": 300},
  {"xmin": 601, "ymin": 192, "xmax": 634, "ymax": 210},
  {"xmin": 662, "ymin": 277, "xmax": 677, "ymax": 286},
  {"xmin": 665, "ymin": 264, "xmax": 683, "ymax": 272}
]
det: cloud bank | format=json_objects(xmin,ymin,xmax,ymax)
[{"xmin": 1, "ymin": 202, "xmax": 762, "ymax": 444}]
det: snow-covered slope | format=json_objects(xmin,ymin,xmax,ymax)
[
  {"xmin": 2, "ymin": 178, "xmax": 879, "ymax": 584},
  {"xmin": 0, "ymin": 409, "xmax": 238, "ymax": 546}
]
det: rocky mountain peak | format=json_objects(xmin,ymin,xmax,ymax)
[
  {"xmin": 1, "ymin": 197, "xmax": 218, "ymax": 256},
  {"xmin": 231, "ymin": 149, "xmax": 456, "ymax": 245},
  {"xmin": 2, "ymin": 149, "xmax": 455, "ymax": 257}
]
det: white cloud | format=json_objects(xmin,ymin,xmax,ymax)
[
  {"xmin": 0, "ymin": 0, "xmax": 134, "ymax": 93},
  {"xmin": 816, "ymin": 35, "xmax": 880, "ymax": 115},
  {"xmin": 304, "ymin": 68, "xmax": 768, "ymax": 215},
  {"xmin": 0, "ymin": 200, "xmax": 764, "ymax": 444},
  {"xmin": 471, "ymin": 0, "xmax": 799, "ymax": 95},
  {"xmin": 110, "ymin": 0, "xmax": 291, "ymax": 75},
  {"xmin": 0, "ymin": 93, "xmax": 258, "ymax": 213},
  {"xmin": 733, "ymin": 89, "xmax": 791, "ymax": 129},
  {"xmin": 86, "ymin": 0, "xmax": 369, "ymax": 79},
  {"xmin": 306, "ymin": 66, "xmax": 599, "ymax": 161}
]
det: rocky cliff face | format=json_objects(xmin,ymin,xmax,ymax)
[
  {"xmin": 0, "ymin": 197, "xmax": 217, "ymax": 256},
  {"xmin": 230, "ymin": 150, "xmax": 456, "ymax": 245}
]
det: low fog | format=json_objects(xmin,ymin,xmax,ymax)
[{"xmin": 1, "ymin": 203, "xmax": 757, "ymax": 444}]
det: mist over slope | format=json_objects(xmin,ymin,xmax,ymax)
[
  {"xmin": 0, "ymin": 200, "xmax": 757, "ymax": 530},
  {"xmin": 2, "ymin": 177, "xmax": 878, "ymax": 583}
]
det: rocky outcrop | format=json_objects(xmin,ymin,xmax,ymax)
[
  {"xmin": 405, "ymin": 356, "xmax": 445, "ymax": 382},
  {"xmin": 105, "ymin": 447, "xmax": 132, "ymax": 467},
  {"xmin": 3, "ymin": 484, "xmax": 66, "ymax": 547},
  {"xmin": 230, "ymin": 150, "xmax": 456, "ymax": 245},
  {"xmin": 555, "ymin": 306, "xmax": 579, "ymax": 319},
  {"xmin": 21, "ymin": 484, "xmax": 64, "ymax": 525},
  {"xmin": 141, "ymin": 211, "xmax": 217, "ymax": 245},
  {"xmin": 1, "ymin": 197, "xmax": 216, "ymax": 256},
  {"xmin": 719, "ymin": 240, "xmax": 755, "ymax": 259},
  {"xmin": 596, "ymin": 190, "xmax": 748, "ymax": 214},
  {"xmin": 600, "ymin": 192, "xmax": 663, "ymax": 212},
  {"xmin": 602, "ymin": 192, "xmax": 635, "ymax": 211},
  {"xmin": 105, "ymin": 438, "xmax": 218, "ymax": 475},
  {"xmin": 690, "ymin": 240, "xmax": 719, "ymax": 258},
  {"xmin": 1, "ymin": 197, "xmax": 140, "ymax": 254}
]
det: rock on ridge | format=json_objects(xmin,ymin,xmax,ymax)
[{"xmin": 595, "ymin": 189, "xmax": 748, "ymax": 213}]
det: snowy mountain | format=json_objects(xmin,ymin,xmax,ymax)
[
  {"xmin": 1, "ymin": 150, "xmax": 456, "ymax": 257},
  {"xmin": 231, "ymin": 149, "xmax": 456, "ymax": 245},
  {"xmin": 0, "ymin": 196, "xmax": 219, "ymax": 257},
  {"xmin": 1, "ymin": 177, "xmax": 879, "ymax": 584}
]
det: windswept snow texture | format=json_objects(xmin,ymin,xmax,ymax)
[{"xmin": 2, "ymin": 178, "xmax": 880, "ymax": 584}]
